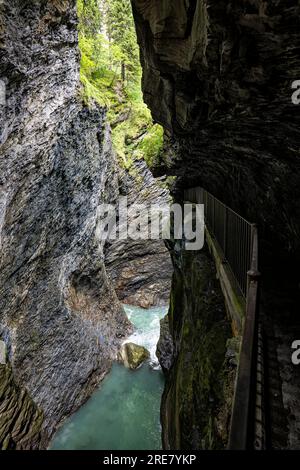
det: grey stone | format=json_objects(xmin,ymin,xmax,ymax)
[
  {"xmin": 106, "ymin": 160, "xmax": 172, "ymax": 308},
  {"xmin": 0, "ymin": 0, "xmax": 173, "ymax": 450},
  {"xmin": 132, "ymin": 0, "xmax": 300, "ymax": 450},
  {"xmin": 0, "ymin": 341, "xmax": 6, "ymax": 364},
  {"xmin": 0, "ymin": 0, "xmax": 131, "ymax": 448}
]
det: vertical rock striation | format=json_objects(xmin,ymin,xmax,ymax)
[
  {"xmin": 0, "ymin": 0, "xmax": 130, "ymax": 448},
  {"xmin": 0, "ymin": 365, "xmax": 43, "ymax": 450},
  {"xmin": 105, "ymin": 160, "xmax": 173, "ymax": 309}
]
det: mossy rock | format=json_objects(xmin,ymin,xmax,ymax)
[{"xmin": 119, "ymin": 342, "xmax": 150, "ymax": 370}]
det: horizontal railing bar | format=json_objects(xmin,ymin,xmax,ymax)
[
  {"xmin": 184, "ymin": 187, "xmax": 254, "ymax": 299},
  {"xmin": 185, "ymin": 187, "xmax": 253, "ymax": 227},
  {"xmin": 228, "ymin": 279, "xmax": 259, "ymax": 449},
  {"xmin": 185, "ymin": 186, "xmax": 261, "ymax": 449}
]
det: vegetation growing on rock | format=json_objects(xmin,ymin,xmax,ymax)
[{"xmin": 77, "ymin": 0, "xmax": 164, "ymax": 169}]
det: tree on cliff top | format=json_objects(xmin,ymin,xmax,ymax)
[
  {"xmin": 106, "ymin": 0, "xmax": 140, "ymax": 82},
  {"xmin": 77, "ymin": 0, "xmax": 163, "ymax": 168}
]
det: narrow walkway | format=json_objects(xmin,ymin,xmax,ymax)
[
  {"xmin": 275, "ymin": 322, "xmax": 300, "ymax": 449},
  {"xmin": 262, "ymin": 266, "xmax": 300, "ymax": 449}
]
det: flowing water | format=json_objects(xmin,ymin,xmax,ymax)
[{"xmin": 50, "ymin": 304, "xmax": 167, "ymax": 450}]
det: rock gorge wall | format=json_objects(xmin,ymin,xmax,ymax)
[
  {"xmin": 0, "ymin": 364, "xmax": 44, "ymax": 450},
  {"xmin": 105, "ymin": 160, "xmax": 172, "ymax": 309},
  {"xmin": 0, "ymin": 0, "xmax": 173, "ymax": 449},
  {"xmin": 132, "ymin": 0, "xmax": 300, "ymax": 261},
  {"xmin": 157, "ymin": 245, "xmax": 234, "ymax": 449},
  {"xmin": 132, "ymin": 0, "xmax": 300, "ymax": 449},
  {"xmin": 0, "ymin": 0, "xmax": 132, "ymax": 448}
]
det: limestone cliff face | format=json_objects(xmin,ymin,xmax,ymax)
[
  {"xmin": 132, "ymin": 0, "xmax": 300, "ymax": 449},
  {"xmin": 0, "ymin": 0, "xmax": 130, "ymax": 448},
  {"xmin": 105, "ymin": 160, "xmax": 172, "ymax": 309}
]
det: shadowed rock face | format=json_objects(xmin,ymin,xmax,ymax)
[
  {"xmin": 132, "ymin": 0, "xmax": 300, "ymax": 260},
  {"xmin": 0, "ymin": 0, "xmax": 131, "ymax": 448},
  {"xmin": 132, "ymin": 0, "xmax": 300, "ymax": 449},
  {"xmin": 157, "ymin": 244, "xmax": 233, "ymax": 450}
]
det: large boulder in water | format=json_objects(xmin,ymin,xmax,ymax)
[{"xmin": 119, "ymin": 342, "xmax": 150, "ymax": 370}]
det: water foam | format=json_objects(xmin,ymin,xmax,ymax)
[{"xmin": 123, "ymin": 304, "xmax": 168, "ymax": 369}]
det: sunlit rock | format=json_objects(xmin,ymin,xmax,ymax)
[{"xmin": 119, "ymin": 342, "xmax": 150, "ymax": 370}]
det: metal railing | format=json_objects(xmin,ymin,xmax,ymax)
[
  {"xmin": 184, "ymin": 187, "xmax": 254, "ymax": 298},
  {"xmin": 184, "ymin": 187, "xmax": 262, "ymax": 449},
  {"xmin": 228, "ymin": 223, "xmax": 262, "ymax": 449}
]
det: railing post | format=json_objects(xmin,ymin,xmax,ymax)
[
  {"xmin": 247, "ymin": 224, "xmax": 260, "ymax": 295},
  {"xmin": 212, "ymin": 196, "xmax": 215, "ymax": 233},
  {"xmin": 229, "ymin": 223, "xmax": 261, "ymax": 449},
  {"xmin": 224, "ymin": 206, "xmax": 228, "ymax": 259}
]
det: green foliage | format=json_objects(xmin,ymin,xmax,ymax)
[
  {"xmin": 77, "ymin": 0, "xmax": 164, "ymax": 169},
  {"xmin": 106, "ymin": 0, "xmax": 140, "ymax": 81},
  {"xmin": 136, "ymin": 124, "xmax": 164, "ymax": 167},
  {"xmin": 111, "ymin": 102, "xmax": 152, "ymax": 167},
  {"xmin": 78, "ymin": 0, "xmax": 102, "ymax": 37}
]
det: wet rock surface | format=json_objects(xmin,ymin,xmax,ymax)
[
  {"xmin": 132, "ymin": 0, "xmax": 300, "ymax": 449},
  {"xmin": 156, "ymin": 315, "xmax": 174, "ymax": 373},
  {"xmin": 0, "ymin": 0, "xmax": 130, "ymax": 448}
]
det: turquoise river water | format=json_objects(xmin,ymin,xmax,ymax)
[{"xmin": 50, "ymin": 304, "xmax": 167, "ymax": 450}]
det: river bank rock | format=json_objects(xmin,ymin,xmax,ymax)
[
  {"xmin": 0, "ymin": 365, "xmax": 43, "ymax": 450},
  {"xmin": 158, "ymin": 244, "xmax": 234, "ymax": 449},
  {"xmin": 119, "ymin": 342, "xmax": 150, "ymax": 370},
  {"xmin": 132, "ymin": 0, "xmax": 300, "ymax": 450}
]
